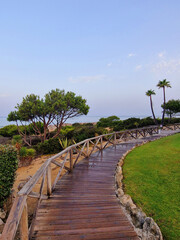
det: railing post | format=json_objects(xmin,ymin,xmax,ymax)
[
  {"xmin": 114, "ymin": 133, "xmax": 116, "ymax": 145},
  {"xmin": 20, "ymin": 201, "xmax": 28, "ymax": 240},
  {"xmin": 47, "ymin": 163, "xmax": 52, "ymax": 196},
  {"xmin": 86, "ymin": 140, "xmax": 89, "ymax": 157},
  {"xmin": 70, "ymin": 148, "xmax": 73, "ymax": 172},
  {"xmin": 100, "ymin": 136, "xmax": 103, "ymax": 150}
]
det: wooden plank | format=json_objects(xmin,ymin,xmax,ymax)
[
  {"xmin": 47, "ymin": 163, "xmax": 52, "ymax": 196},
  {"xmin": 20, "ymin": 202, "xmax": 28, "ymax": 240},
  {"xmin": 1, "ymin": 196, "xmax": 27, "ymax": 240}
]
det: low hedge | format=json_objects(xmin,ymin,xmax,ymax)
[{"xmin": 0, "ymin": 145, "xmax": 18, "ymax": 207}]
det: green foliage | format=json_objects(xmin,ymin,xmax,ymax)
[
  {"xmin": 59, "ymin": 138, "xmax": 74, "ymax": 149},
  {"xmin": 26, "ymin": 148, "xmax": 36, "ymax": 157},
  {"xmin": 0, "ymin": 125, "xmax": 19, "ymax": 137},
  {"xmin": 19, "ymin": 147, "xmax": 28, "ymax": 157},
  {"xmin": 162, "ymin": 99, "xmax": 180, "ymax": 116},
  {"xmin": 138, "ymin": 117, "xmax": 155, "ymax": 127},
  {"xmin": 34, "ymin": 138, "xmax": 63, "ymax": 154},
  {"xmin": 27, "ymin": 122, "xmax": 44, "ymax": 135},
  {"xmin": 97, "ymin": 116, "xmax": 120, "ymax": 128},
  {"xmin": 12, "ymin": 135, "xmax": 22, "ymax": 145},
  {"xmin": 8, "ymin": 89, "xmax": 89, "ymax": 143},
  {"xmin": 0, "ymin": 145, "xmax": 18, "ymax": 207},
  {"xmin": 123, "ymin": 134, "xmax": 180, "ymax": 240},
  {"xmin": 67, "ymin": 125, "xmax": 106, "ymax": 142},
  {"xmin": 157, "ymin": 79, "xmax": 171, "ymax": 89},
  {"xmin": 145, "ymin": 89, "xmax": 156, "ymax": 96},
  {"xmin": 60, "ymin": 126, "xmax": 75, "ymax": 136},
  {"xmin": 19, "ymin": 147, "xmax": 36, "ymax": 159}
]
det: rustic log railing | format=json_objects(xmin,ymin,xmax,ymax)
[{"xmin": 1, "ymin": 124, "xmax": 179, "ymax": 240}]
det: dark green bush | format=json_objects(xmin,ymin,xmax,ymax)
[
  {"xmin": 97, "ymin": 116, "xmax": 120, "ymax": 128},
  {"xmin": 0, "ymin": 145, "xmax": 18, "ymax": 207},
  {"xmin": 139, "ymin": 117, "xmax": 155, "ymax": 127},
  {"xmin": 67, "ymin": 125, "xmax": 106, "ymax": 142},
  {"xmin": 0, "ymin": 125, "xmax": 19, "ymax": 137},
  {"xmin": 113, "ymin": 121, "xmax": 125, "ymax": 131},
  {"xmin": 122, "ymin": 117, "xmax": 141, "ymax": 129},
  {"xmin": 34, "ymin": 138, "xmax": 63, "ymax": 154}
]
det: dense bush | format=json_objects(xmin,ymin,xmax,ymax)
[
  {"xmin": 19, "ymin": 147, "xmax": 36, "ymax": 159},
  {"xmin": 0, "ymin": 145, "xmax": 18, "ymax": 207},
  {"xmin": 97, "ymin": 116, "xmax": 120, "ymax": 128},
  {"xmin": 138, "ymin": 117, "xmax": 155, "ymax": 127},
  {"xmin": 0, "ymin": 122, "xmax": 45, "ymax": 138},
  {"xmin": 67, "ymin": 125, "xmax": 106, "ymax": 142},
  {"xmin": 0, "ymin": 125, "xmax": 19, "ymax": 137},
  {"xmin": 34, "ymin": 137, "xmax": 63, "ymax": 154}
]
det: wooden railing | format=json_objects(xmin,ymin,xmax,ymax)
[
  {"xmin": 162, "ymin": 122, "xmax": 180, "ymax": 131},
  {"xmin": 1, "ymin": 124, "xmax": 179, "ymax": 240}
]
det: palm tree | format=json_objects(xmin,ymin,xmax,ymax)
[
  {"xmin": 157, "ymin": 79, "xmax": 171, "ymax": 125},
  {"xmin": 146, "ymin": 90, "xmax": 157, "ymax": 125}
]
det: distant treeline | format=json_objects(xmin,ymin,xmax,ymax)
[{"xmin": 0, "ymin": 116, "xmax": 179, "ymax": 155}]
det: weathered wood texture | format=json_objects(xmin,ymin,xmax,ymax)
[{"xmin": 31, "ymin": 143, "xmax": 139, "ymax": 240}]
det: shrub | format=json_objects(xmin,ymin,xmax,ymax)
[
  {"xmin": 0, "ymin": 145, "xmax": 18, "ymax": 207},
  {"xmin": 123, "ymin": 117, "xmax": 141, "ymax": 129},
  {"xmin": 0, "ymin": 125, "xmax": 19, "ymax": 137},
  {"xmin": 19, "ymin": 146, "xmax": 28, "ymax": 157},
  {"xmin": 34, "ymin": 138, "xmax": 63, "ymax": 154},
  {"xmin": 97, "ymin": 116, "xmax": 120, "ymax": 128},
  {"xmin": 67, "ymin": 125, "xmax": 106, "ymax": 142},
  {"xmin": 139, "ymin": 117, "xmax": 155, "ymax": 127},
  {"xmin": 27, "ymin": 148, "xmax": 36, "ymax": 157}
]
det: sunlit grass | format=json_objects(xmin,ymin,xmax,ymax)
[{"xmin": 123, "ymin": 134, "xmax": 180, "ymax": 240}]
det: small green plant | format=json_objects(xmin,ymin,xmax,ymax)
[
  {"xmin": 19, "ymin": 147, "xmax": 36, "ymax": 160},
  {"xmin": 0, "ymin": 145, "xmax": 18, "ymax": 207},
  {"xmin": 58, "ymin": 138, "xmax": 75, "ymax": 149},
  {"xmin": 27, "ymin": 148, "xmax": 36, "ymax": 157},
  {"xmin": 19, "ymin": 146, "xmax": 27, "ymax": 157}
]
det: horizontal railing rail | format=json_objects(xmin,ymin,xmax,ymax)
[{"xmin": 1, "ymin": 124, "xmax": 180, "ymax": 240}]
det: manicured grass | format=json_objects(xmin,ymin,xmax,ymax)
[{"xmin": 123, "ymin": 134, "xmax": 180, "ymax": 240}]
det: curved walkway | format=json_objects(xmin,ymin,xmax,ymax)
[{"xmin": 31, "ymin": 130, "xmax": 179, "ymax": 240}]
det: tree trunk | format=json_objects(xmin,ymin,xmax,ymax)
[
  {"xmin": 52, "ymin": 125, "xmax": 62, "ymax": 139},
  {"xmin": 161, "ymin": 87, "xmax": 166, "ymax": 126},
  {"xmin": 150, "ymin": 96, "xmax": 157, "ymax": 125}
]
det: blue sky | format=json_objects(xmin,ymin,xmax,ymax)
[{"xmin": 0, "ymin": 0, "xmax": 180, "ymax": 118}]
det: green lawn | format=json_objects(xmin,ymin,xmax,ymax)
[{"xmin": 123, "ymin": 134, "xmax": 180, "ymax": 240}]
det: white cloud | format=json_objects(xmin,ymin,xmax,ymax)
[
  {"xmin": 135, "ymin": 65, "xmax": 142, "ymax": 71},
  {"xmin": 68, "ymin": 74, "xmax": 106, "ymax": 83},
  {"xmin": 152, "ymin": 58, "xmax": 180, "ymax": 74},
  {"xmin": 158, "ymin": 51, "xmax": 166, "ymax": 58},
  {"xmin": 128, "ymin": 53, "xmax": 136, "ymax": 57},
  {"xmin": 107, "ymin": 63, "xmax": 112, "ymax": 67}
]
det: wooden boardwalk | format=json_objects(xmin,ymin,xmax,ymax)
[
  {"xmin": 2, "ymin": 125, "xmax": 179, "ymax": 240},
  {"xmin": 32, "ymin": 143, "xmax": 139, "ymax": 240},
  {"xmin": 31, "ymin": 130, "xmax": 180, "ymax": 240}
]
